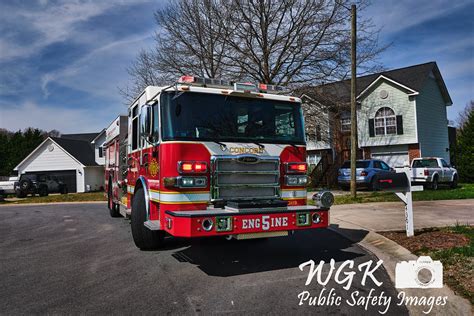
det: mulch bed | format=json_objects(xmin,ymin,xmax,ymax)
[
  {"xmin": 379, "ymin": 229, "xmax": 470, "ymax": 253},
  {"xmin": 380, "ymin": 228, "xmax": 473, "ymax": 303}
]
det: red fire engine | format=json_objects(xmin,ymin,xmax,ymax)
[{"xmin": 105, "ymin": 76, "xmax": 334, "ymax": 250}]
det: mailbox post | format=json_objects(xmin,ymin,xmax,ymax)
[{"xmin": 372, "ymin": 168, "xmax": 423, "ymax": 237}]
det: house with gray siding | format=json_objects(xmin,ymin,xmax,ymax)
[{"xmin": 302, "ymin": 62, "xmax": 452, "ymax": 184}]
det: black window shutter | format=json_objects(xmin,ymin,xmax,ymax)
[
  {"xmin": 369, "ymin": 119, "xmax": 375, "ymax": 137},
  {"xmin": 396, "ymin": 115, "xmax": 403, "ymax": 135}
]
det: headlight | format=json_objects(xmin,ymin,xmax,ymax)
[
  {"xmin": 163, "ymin": 176, "xmax": 207, "ymax": 188},
  {"xmin": 312, "ymin": 190, "xmax": 334, "ymax": 208},
  {"xmin": 179, "ymin": 177, "xmax": 207, "ymax": 188},
  {"xmin": 285, "ymin": 175, "xmax": 308, "ymax": 186}
]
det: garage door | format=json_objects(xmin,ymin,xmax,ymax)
[
  {"xmin": 371, "ymin": 153, "xmax": 409, "ymax": 168},
  {"xmin": 25, "ymin": 170, "xmax": 77, "ymax": 192}
]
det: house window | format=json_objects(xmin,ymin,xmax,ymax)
[
  {"xmin": 374, "ymin": 107, "xmax": 397, "ymax": 136},
  {"xmin": 98, "ymin": 146, "xmax": 104, "ymax": 158},
  {"xmin": 341, "ymin": 118, "xmax": 351, "ymax": 132}
]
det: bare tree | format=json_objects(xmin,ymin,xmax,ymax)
[
  {"xmin": 153, "ymin": 0, "xmax": 231, "ymax": 80},
  {"xmin": 224, "ymin": 0, "xmax": 384, "ymax": 85},
  {"xmin": 123, "ymin": 0, "xmax": 386, "ymax": 99}
]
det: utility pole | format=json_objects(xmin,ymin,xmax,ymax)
[{"xmin": 350, "ymin": 4, "xmax": 358, "ymax": 198}]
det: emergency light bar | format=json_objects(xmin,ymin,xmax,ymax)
[
  {"xmin": 177, "ymin": 75, "xmax": 289, "ymax": 94},
  {"xmin": 178, "ymin": 76, "xmax": 232, "ymax": 88},
  {"xmin": 233, "ymin": 82, "xmax": 258, "ymax": 92},
  {"xmin": 258, "ymin": 83, "xmax": 289, "ymax": 93}
]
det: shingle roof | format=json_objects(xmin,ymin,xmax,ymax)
[
  {"xmin": 60, "ymin": 132, "xmax": 100, "ymax": 143},
  {"xmin": 51, "ymin": 137, "xmax": 97, "ymax": 166},
  {"xmin": 302, "ymin": 61, "xmax": 452, "ymax": 106}
]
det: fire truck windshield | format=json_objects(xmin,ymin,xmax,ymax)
[{"xmin": 160, "ymin": 92, "xmax": 305, "ymax": 145}]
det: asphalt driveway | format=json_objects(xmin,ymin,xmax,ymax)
[{"xmin": 0, "ymin": 203, "xmax": 407, "ymax": 315}]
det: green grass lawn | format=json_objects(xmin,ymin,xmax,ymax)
[
  {"xmin": 1, "ymin": 183, "xmax": 473, "ymax": 205},
  {"xmin": 331, "ymin": 183, "xmax": 474, "ymax": 205},
  {"xmin": 424, "ymin": 225, "xmax": 474, "ymax": 303},
  {"xmin": 0, "ymin": 191, "xmax": 106, "ymax": 204}
]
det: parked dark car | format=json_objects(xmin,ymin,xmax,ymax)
[
  {"xmin": 14, "ymin": 174, "xmax": 68, "ymax": 198},
  {"xmin": 337, "ymin": 159, "xmax": 394, "ymax": 190}
]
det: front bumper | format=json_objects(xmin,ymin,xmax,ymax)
[{"xmin": 159, "ymin": 205, "xmax": 329, "ymax": 237}]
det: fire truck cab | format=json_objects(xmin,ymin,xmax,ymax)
[{"xmin": 105, "ymin": 76, "xmax": 333, "ymax": 250}]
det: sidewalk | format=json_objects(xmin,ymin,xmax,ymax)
[
  {"xmin": 328, "ymin": 199, "xmax": 473, "ymax": 315},
  {"xmin": 330, "ymin": 199, "xmax": 473, "ymax": 232}
]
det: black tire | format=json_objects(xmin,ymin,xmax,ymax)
[
  {"xmin": 38, "ymin": 186, "xmax": 48, "ymax": 197},
  {"xmin": 431, "ymin": 176, "xmax": 439, "ymax": 190},
  {"xmin": 19, "ymin": 179, "xmax": 31, "ymax": 191},
  {"xmin": 131, "ymin": 187, "xmax": 164, "ymax": 250},
  {"xmin": 450, "ymin": 175, "xmax": 458, "ymax": 189},
  {"xmin": 108, "ymin": 182, "xmax": 121, "ymax": 218}
]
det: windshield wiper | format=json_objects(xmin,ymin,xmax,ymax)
[{"xmin": 253, "ymin": 142, "xmax": 265, "ymax": 150}]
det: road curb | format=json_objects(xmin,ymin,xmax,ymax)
[
  {"xmin": 0, "ymin": 201, "xmax": 106, "ymax": 207},
  {"xmin": 329, "ymin": 225, "xmax": 472, "ymax": 315}
]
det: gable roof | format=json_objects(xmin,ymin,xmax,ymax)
[
  {"xmin": 61, "ymin": 132, "xmax": 100, "ymax": 143},
  {"xmin": 304, "ymin": 61, "xmax": 452, "ymax": 106},
  {"xmin": 91, "ymin": 129, "xmax": 106, "ymax": 144},
  {"xmin": 51, "ymin": 137, "xmax": 98, "ymax": 166}
]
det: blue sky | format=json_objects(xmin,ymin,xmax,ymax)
[{"xmin": 0, "ymin": 0, "xmax": 472, "ymax": 133}]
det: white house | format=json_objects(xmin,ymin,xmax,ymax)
[{"xmin": 14, "ymin": 131, "xmax": 106, "ymax": 193}]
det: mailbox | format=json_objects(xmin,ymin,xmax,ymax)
[{"xmin": 372, "ymin": 172, "xmax": 410, "ymax": 192}]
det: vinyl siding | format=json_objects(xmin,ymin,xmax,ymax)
[
  {"xmin": 415, "ymin": 75, "xmax": 450, "ymax": 162},
  {"xmin": 358, "ymin": 80, "xmax": 417, "ymax": 147},
  {"xmin": 17, "ymin": 139, "xmax": 81, "ymax": 172},
  {"xmin": 93, "ymin": 133, "xmax": 106, "ymax": 166}
]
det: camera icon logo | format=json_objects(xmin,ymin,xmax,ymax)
[{"xmin": 395, "ymin": 256, "xmax": 443, "ymax": 288}]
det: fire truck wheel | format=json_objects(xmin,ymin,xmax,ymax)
[
  {"xmin": 108, "ymin": 183, "xmax": 121, "ymax": 218},
  {"xmin": 131, "ymin": 187, "xmax": 164, "ymax": 250}
]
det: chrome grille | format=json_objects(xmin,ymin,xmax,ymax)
[{"xmin": 211, "ymin": 155, "xmax": 280, "ymax": 200}]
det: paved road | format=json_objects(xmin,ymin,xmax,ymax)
[
  {"xmin": 331, "ymin": 199, "xmax": 474, "ymax": 231},
  {"xmin": 0, "ymin": 203, "xmax": 407, "ymax": 315}
]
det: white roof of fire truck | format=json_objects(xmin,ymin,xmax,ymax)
[{"xmin": 129, "ymin": 76, "xmax": 301, "ymax": 108}]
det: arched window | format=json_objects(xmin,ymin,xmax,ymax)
[{"xmin": 375, "ymin": 107, "xmax": 396, "ymax": 135}]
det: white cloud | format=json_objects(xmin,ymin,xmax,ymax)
[
  {"xmin": 40, "ymin": 31, "xmax": 154, "ymax": 100},
  {"xmin": 0, "ymin": 0, "xmax": 153, "ymax": 62}
]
